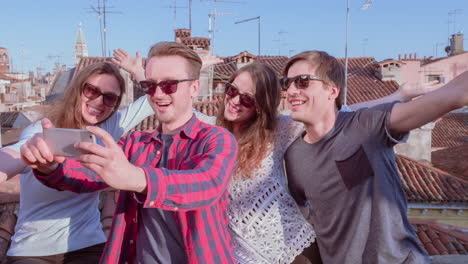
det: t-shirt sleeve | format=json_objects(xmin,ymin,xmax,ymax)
[
  {"xmin": 354, "ymin": 101, "xmax": 408, "ymax": 147},
  {"xmin": 275, "ymin": 115, "xmax": 305, "ymax": 152},
  {"xmin": 99, "ymin": 95, "xmax": 155, "ymax": 141}
]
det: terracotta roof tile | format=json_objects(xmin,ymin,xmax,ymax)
[
  {"xmin": 396, "ymin": 155, "xmax": 468, "ymax": 203},
  {"xmin": 432, "ymin": 113, "xmax": 468, "ymax": 149},
  {"xmin": 74, "ymin": 57, "xmax": 111, "ymax": 79},
  {"xmin": 0, "ymin": 112, "xmax": 19, "ymax": 128},
  {"xmin": 214, "ymin": 61, "xmax": 237, "ymax": 79},
  {"xmin": 257, "ymin": 56, "xmax": 289, "ymax": 75},
  {"xmin": 412, "ymin": 220, "xmax": 468, "ymax": 255},
  {"xmin": 339, "ymin": 57, "xmax": 400, "ymax": 104},
  {"xmin": 432, "ymin": 144, "xmax": 468, "ymax": 181}
]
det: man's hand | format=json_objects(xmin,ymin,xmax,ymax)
[
  {"xmin": 20, "ymin": 119, "xmax": 65, "ymax": 174},
  {"xmin": 397, "ymin": 80, "xmax": 441, "ymax": 102},
  {"xmin": 111, "ymin": 49, "xmax": 145, "ymax": 82},
  {"xmin": 76, "ymin": 126, "xmax": 147, "ymax": 193}
]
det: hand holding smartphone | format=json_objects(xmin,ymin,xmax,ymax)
[{"xmin": 43, "ymin": 128, "xmax": 96, "ymax": 156}]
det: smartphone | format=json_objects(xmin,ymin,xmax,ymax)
[{"xmin": 43, "ymin": 128, "xmax": 96, "ymax": 156}]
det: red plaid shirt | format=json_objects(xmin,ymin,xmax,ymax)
[{"xmin": 35, "ymin": 115, "xmax": 238, "ymax": 264}]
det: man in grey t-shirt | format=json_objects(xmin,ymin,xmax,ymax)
[{"xmin": 281, "ymin": 50, "xmax": 468, "ymax": 263}]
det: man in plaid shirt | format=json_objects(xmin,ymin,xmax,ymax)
[{"xmin": 22, "ymin": 42, "xmax": 238, "ymax": 263}]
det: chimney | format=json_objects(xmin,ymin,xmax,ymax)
[
  {"xmin": 449, "ymin": 33, "xmax": 464, "ymax": 56},
  {"xmin": 398, "ymin": 54, "xmax": 401, "ymax": 60},
  {"xmin": 404, "ymin": 54, "xmax": 407, "ymax": 60}
]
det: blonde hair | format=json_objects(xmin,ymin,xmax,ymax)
[{"xmin": 147, "ymin": 41, "xmax": 202, "ymax": 79}]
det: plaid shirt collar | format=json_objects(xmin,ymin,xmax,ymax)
[{"xmin": 149, "ymin": 114, "xmax": 199, "ymax": 143}]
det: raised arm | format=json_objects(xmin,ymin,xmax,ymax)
[
  {"xmin": 111, "ymin": 49, "xmax": 145, "ymax": 82},
  {"xmin": 111, "ymin": 48, "xmax": 223, "ymax": 83},
  {"xmin": 0, "ymin": 148, "xmax": 25, "ymax": 183},
  {"xmin": 348, "ymin": 81, "xmax": 440, "ymax": 110},
  {"xmin": 76, "ymin": 125, "xmax": 237, "ymax": 211},
  {"xmin": 390, "ymin": 71, "xmax": 468, "ymax": 133}
]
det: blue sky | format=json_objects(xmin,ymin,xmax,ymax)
[{"xmin": 1, "ymin": 0, "xmax": 467, "ymax": 72}]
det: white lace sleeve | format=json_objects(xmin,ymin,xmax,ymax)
[
  {"xmin": 193, "ymin": 109, "xmax": 216, "ymax": 125},
  {"xmin": 275, "ymin": 115, "xmax": 304, "ymax": 154}
]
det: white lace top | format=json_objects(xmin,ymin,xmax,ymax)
[{"xmin": 195, "ymin": 112, "xmax": 315, "ymax": 264}]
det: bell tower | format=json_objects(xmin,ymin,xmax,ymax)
[{"xmin": 74, "ymin": 23, "xmax": 88, "ymax": 64}]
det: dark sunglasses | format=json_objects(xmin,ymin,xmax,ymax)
[
  {"xmin": 280, "ymin": 74, "xmax": 323, "ymax": 91},
  {"xmin": 140, "ymin": 79, "xmax": 194, "ymax": 95},
  {"xmin": 82, "ymin": 83, "xmax": 120, "ymax": 107},
  {"xmin": 225, "ymin": 83, "xmax": 256, "ymax": 108}
]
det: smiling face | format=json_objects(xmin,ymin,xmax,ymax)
[
  {"xmin": 286, "ymin": 60, "xmax": 338, "ymax": 126},
  {"xmin": 223, "ymin": 71, "xmax": 257, "ymax": 126},
  {"xmin": 145, "ymin": 55, "xmax": 199, "ymax": 132},
  {"xmin": 80, "ymin": 73, "xmax": 121, "ymax": 126}
]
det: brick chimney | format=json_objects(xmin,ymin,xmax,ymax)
[{"xmin": 448, "ymin": 33, "xmax": 464, "ymax": 56}]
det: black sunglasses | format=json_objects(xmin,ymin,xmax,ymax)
[
  {"xmin": 82, "ymin": 83, "xmax": 120, "ymax": 107},
  {"xmin": 280, "ymin": 74, "xmax": 323, "ymax": 91},
  {"xmin": 225, "ymin": 83, "xmax": 256, "ymax": 108},
  {"xmin": 140, "ymin": 79, "xmax": 194, "ymax": 95}
]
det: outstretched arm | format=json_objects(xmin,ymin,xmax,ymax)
[
  {"xmin": 0, "ymin": 149, "xmax": 25, "ymax": 183},
  {"xmin": 111, "ymin": 48, "xmax": 223, "ymax": 83},
  {"xmin": 390, "ymin": 71, "xmax": 468, "ymax": 133},
  {"xmin": 348, "ymin": 81, "xmax": 440, "ymax": 110}
]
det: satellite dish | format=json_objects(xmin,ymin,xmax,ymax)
[
  {"xmin": 445, "ymin": 46, "xmax": 451, "ymax": 55},
  {"xmin": 361, "ymin": 0, "xmax": 373, "ymax": 10}
]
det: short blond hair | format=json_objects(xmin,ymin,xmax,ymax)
[{"xmin": 147, "ymin": 41, "xmax": 202, "ymax": 79}]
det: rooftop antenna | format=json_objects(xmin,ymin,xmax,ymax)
[
  {"xmin": 448, "ymin": 9, "xmax": 463, "ymax": 44},
  {"xmin": 203, "ymin": 0, "xmax": 241, "ymax": 53},
  {"xmin": 162, "ymin": 0, "xmax": 188, "ymax": 35},
  {"xmin": 235, "ymin": 16, "xmax": 261, "ymax": 55},
  {"xmin": 362, "ymin": 38, "xmax": 368, "ymax": 56},
  {"xmin": 86, "ymin": 0, "xmax": 121, "ymax": 57},
  {"xmin": 273, "ymin": 31, "xmax": 288, "ymax": 56}
]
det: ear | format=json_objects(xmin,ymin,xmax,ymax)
[
  {"xmin": 328, "ymin": 84, "xmax": 339, "ymax": 101},
  {"xmin": 190, "ymin": 80, "xmax": 200, "ymax": 98}
]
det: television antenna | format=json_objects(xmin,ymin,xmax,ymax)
[{"xmin": 86, "ymin": 0, "xmax": 121, "ymax": 57}]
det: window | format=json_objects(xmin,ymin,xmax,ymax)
[{"xmin": 428, "ymin": 75, "xmax": 445, "ymax": 83}]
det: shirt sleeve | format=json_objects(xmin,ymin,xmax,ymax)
[
  {"xmin": 134, "ymin": 128, "xmax": 238, "ymax": 212},
  {"xmin": 33, "ymin": 158, "xmax": 109, "ymax": 193},
  {"xmin": 99, "ymin": 95, "xmax": 154, "ymax": 141},
  {"xmin": 353, "ymin": 101, "xmax": 408, "ymax": 147},
  {"xmin": 193, "ymin": 109, "xmax": 216, "ymax": 125}
]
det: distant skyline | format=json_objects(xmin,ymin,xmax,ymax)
[{"xmin": 0, "ymin": 0, "xmax": 467, "ymax": 73}]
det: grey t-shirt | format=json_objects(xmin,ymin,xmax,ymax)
[
  {"xmin": 136, "ymin": 134, "xmax": 187, "ymax": 264},
  {"xmin": 285, "ymin": 102, "xmax": 429, "ymax": 264}
]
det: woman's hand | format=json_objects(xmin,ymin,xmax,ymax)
[{"xmin": 111, "ymin": 49, "xmax": 145, "ymax": 81}]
